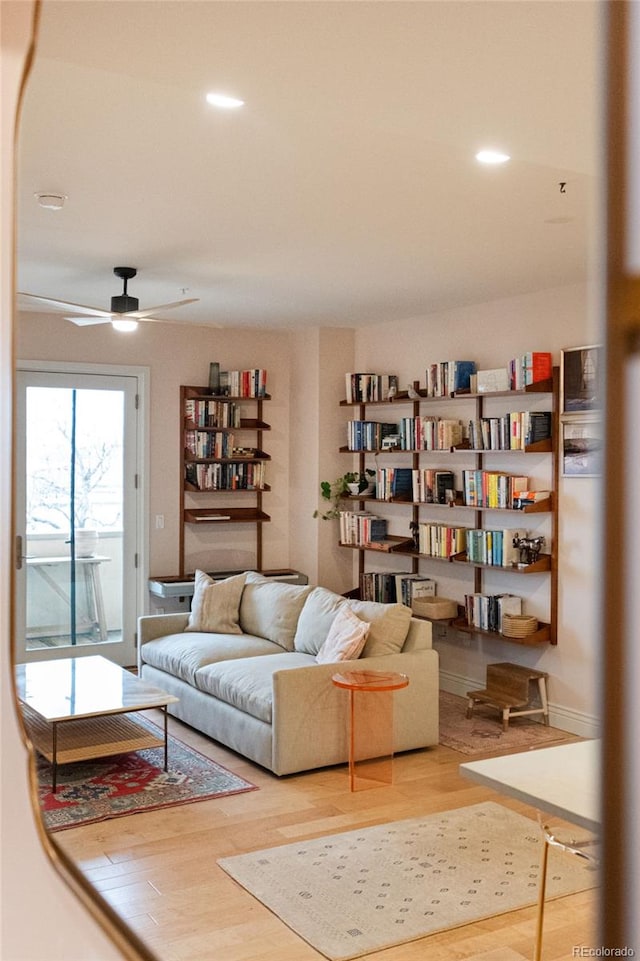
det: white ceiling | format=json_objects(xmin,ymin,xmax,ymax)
[{"xmin": 17, "ymin": 0, "xmax": 601, "ymax": 330}]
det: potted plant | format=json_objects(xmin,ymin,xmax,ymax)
[{"xmin": 313, "ymin": 470, "xmax": 376, "ymax": 519}]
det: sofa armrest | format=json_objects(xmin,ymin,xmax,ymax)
[
  {"xmin": 138, "ymin": 612, "xmax": 190, "ymax": 645},
  {"xmin": 271, "ymin": 649, "xmax": 439, "ymax": 775}
]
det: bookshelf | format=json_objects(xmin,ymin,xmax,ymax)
[
  {"xmin": 338, "ymin": 368, "xmax": 559, "ymax": 647},
  {"xmin": 180, "ymin": 384, "xmax": 271, "ymax": 577}
]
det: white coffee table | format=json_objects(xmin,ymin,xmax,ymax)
[
  {"xmin": 459, "ymin": 739, "xmax": 600, "ymax": 832},
  {"xmin": 16, "ymin": 655, "xmax": 179, "ymax": 792}
]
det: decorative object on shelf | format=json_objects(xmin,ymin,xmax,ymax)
[
  {"xmin": 502, "ymin": 613, "xmax": 539, "ymax": 639},
  {"xmin": 512, "ymin": 534, "xmax": 545, "ymax": 567},
  {"xmin": 560, "ymin": 344, "xmax": 601, "ymax": 415},
  {"xmin": 314, "ymin": 470, "xmax": 376, "ymax": 520},
  {"xmin": 411, "ymin": 596, "xmax": 458, "ymax": 620},
  {"xmin": 406, "ymin": 383, "xmax": 421, "ymax": 400}
]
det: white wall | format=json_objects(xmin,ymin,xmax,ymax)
[
  {"xmin": 16, "ymin": 315, "xmax": 292, "ymax": 603},
  {"xmin": 350, "ymin": 281, "xmax": 600, "ymax": 734}
]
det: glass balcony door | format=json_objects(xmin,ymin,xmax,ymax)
[{"xmin": 15, "ymin": 366, "xmax": 143, "ymax": 667}]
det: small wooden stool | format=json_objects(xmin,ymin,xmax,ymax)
[{"xmin": 466, "ymin": 662, "xmax": 549, "ymax": 731}]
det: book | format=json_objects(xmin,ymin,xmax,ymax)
[
  {"xmin": 208, "ymin": 362, "xmax": 220, "ymax": 394},
  {"xmin": 451, "ymin": 360, "xmax": 477, "ymax": 392},
  {"xmin": 524, "ymin": 351, "xmax": 552, "ymax": 386},
  {"xmin": 434, "ymin": 470, "xmax": 455, "ymax": 504},
  {"xmin": 476, "ymin": 367, "xmax": 510, "ymax": 393},
  {"xmin": 394, "ymin": 573, "xmax": 436, "ymax": 606}
]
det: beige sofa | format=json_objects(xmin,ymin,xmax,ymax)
[{"xmin": 138, "ymin": 575, "xmax": 439, "ymax": 775}]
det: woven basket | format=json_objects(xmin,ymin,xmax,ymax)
[
  {"xmin": 411, "ymin": 596, "xmax": 458, "ymax": 620},
  {"xmin": 502, "ymin": 613, "xmax": 539, "ymax": 638}
]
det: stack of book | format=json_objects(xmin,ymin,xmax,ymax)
[
  {"xmin": 467, "ymin": 411, "xmax": 552, "ymax": 450},
  {"xmin": 425, "ymin": 360, "xmax": 477, "ymax": 397},
  {"xmin": 339, "ymin": 511, "xmax": 388, "ymax": 546},
  {"xmin": 463, "ymin": 592, "xmax": 523, "ymax": 632},
  {"xmin": 185, "ymin": 461, "xmax": 266, "ymax": 491},
  {"xmin": 375, "ymin": 467, "xmax": 414, "ymax": 501},
  {"xmin": 464, "ymin": 529, "xmax": 521, "ymax": 567},
  {"xmin": 508, "ymin": 352, "xmax": 553, "ymax": 390},
  {"xmin": 415, "ymin": 522, "xmax": 467, "ymax": 558},
  {"xmin": 462, "ymin": 470, "xmax": 529, "ymax": 509},
  {"xmin": 412, "ymin": 468, "xmax": 457, "ymax": 504},
  {"xmin": 345, "ymin": 373, "xmax": 399, "ymax": 403},
  {"xmin": 394, "ymin": 573, "xmax": 436, "ymax": 606},
  {"xmin": 185, "ymin": 399, "xmax": 242, "ymax": 428},
  {"xmin": 185, "ymin": 430, "xmax": 235, "ymax": 459},
  {"xmin": 347, "ymin": 420, "xmax": 398, "ymax": 451},
  {"xmin": 210, "ymin": 367, "xmax": 267, "ymax": 397}
]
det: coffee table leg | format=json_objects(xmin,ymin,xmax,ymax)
[
  {"xmin": 52, "ymin": 721, "xmax": 58, "ymax": 793},
  {"xmin": 163, "ymin": 707, "xmax": 169, "ymax": 771}
]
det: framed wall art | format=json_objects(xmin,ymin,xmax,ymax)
[
  {"xmin": 562, "ymin": 419, "xmax": 602, "ymax": 477},
  {"xmin": 560, "ymin": 344, "xmax": 602, "ymax": 415}
]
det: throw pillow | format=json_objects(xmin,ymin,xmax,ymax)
[
  {"xmin": 315, "ymin": 605, "xmax": 370, "ymax": 664},
  {"xmin": 346, "ymin": 600, "xmax": 412, "ymax": 657},
  {"xmin": 293, "ymin": 586, "xmax": 347, "ymax": 655},
  {"xmin": 185, "ymin": 571, "xmax": 247, "ymax": 634}
]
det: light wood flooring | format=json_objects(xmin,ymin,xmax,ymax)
[{"xmin": 54, "ymin": 716, "xmax": 597, "ymax": 961}]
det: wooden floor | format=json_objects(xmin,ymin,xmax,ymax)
[{"xmin": 54, "ymin": 716, "xmax": 597, "ymax": 961}]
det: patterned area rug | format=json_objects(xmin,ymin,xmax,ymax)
[
  {"xmin": 218, "ymin": 801, "xmax": 596, "ymax": 961},
  {"xmin": 36, "ymin": 721, "xmax": 258, "ymax": 832},
  {"xmin": 439, "ymin": 690, "xmax": 577, "ymax": 756}
]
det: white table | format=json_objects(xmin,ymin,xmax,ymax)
[
  {"xmin": 26, "ymin": 554, "xmax": 111, "ymax": 642},
  {"xmin": 459, "ymin": 739, "xmax": 600, "ymax": 832},
  {"xmin": 16, "ymin": 655, "xmax": 178, "ymax": 792}
]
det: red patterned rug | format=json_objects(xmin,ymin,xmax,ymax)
[{"xmin": 36, "ymin": 722, "xmax": 258, "ymax": 832}]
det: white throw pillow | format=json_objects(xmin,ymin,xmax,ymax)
[
  {"xmin": 315, "ymin": 606, "xmax": 370, "ymax": 664},
  {"xmin": 185, "ymin": 571, "xmax": 247, "ymax": 634}
]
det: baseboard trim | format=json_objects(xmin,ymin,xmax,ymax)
[{"xmin": 439, "ymin": 669, "xmax": 601, "ymax": 740}]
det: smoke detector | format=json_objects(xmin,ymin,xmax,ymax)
[{"xmin": 35, "ymin": 192, "xmax": 67, "ymax": 210}]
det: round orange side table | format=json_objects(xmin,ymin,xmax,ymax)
[{"xmin": 331, "ymin": 669, "xmax": 409, "ymax": 791}]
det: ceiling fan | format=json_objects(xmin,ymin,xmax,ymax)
[{"xmin": 18, "ymin": 266, "xmax": 199, "ymax": 332}]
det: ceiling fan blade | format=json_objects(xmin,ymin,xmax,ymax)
[
  {"xmin": 66, "ymin": 315, "xmax": 113, "ymax": 327},
  {"xmin": 17, "ymin": 292, "xmax": 112, "ymax": 318},
  {"xmin": 128, "ymin": 298, "xmax": 199, "ymax": 319}
]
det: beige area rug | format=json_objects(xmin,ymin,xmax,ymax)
[
  {"xmin": 217, "ymin": 801, "xmax": 596, "ymax": 961},
  {"xmin": 439, "ymin": 690, "xmax": 577, "ymax": 756}
]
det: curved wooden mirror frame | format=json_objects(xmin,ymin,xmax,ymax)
[{"xmin": 3, "ymin": 3, "xmax": 155, "ymax": 958}]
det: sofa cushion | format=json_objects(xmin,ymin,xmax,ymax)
[
  {"xmin": 140, "ymin": 632, "xmax": 284, "ymax": 686},
  {"xmin": 293, "ymin": 586, "xmax": 347, "ymax": 655},
  {"xmin": 346, "ymin": 600, "xmax": 412, "ymax": 657},
  {"xmin": 315, "ymin": 605, "xmax": 370, "ymax": 664},
  {"xmin": 239, "ymin": 581, "xmax": 312, "ymax": 651},
  {"xmin": 185, "ymin": 571, "xmax": 247, "ymax": 634},
  {"xmin": 194, "ymin": 652, "xmax": 317, "ymax": 723}
]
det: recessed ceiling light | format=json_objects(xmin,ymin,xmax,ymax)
[
  {"xmin": 206, "ymin": 92, "xmax": 245, "ymax": 109},
  {"xmin": 111, "ymin": 318, "xmax": 138, "ymax": 333},
  {"xmin": 475, "ymin": 150, "xmax": 511, "ymax": 165}
]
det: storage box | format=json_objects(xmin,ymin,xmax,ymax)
[{"xmin": 411, "ymin": 596, "xmax": 459, "ymax": 620}]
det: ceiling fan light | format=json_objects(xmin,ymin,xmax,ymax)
[
  {"xmin": 206, "ymin": 92, "xmax": 244, "ymax": 109},
  {"xmin": 111, "ymin": 318, "xmax": 139, "ymax": 333},
  {"xmin": 475, "ymin": 149, "xmax": 511, "ymax": 165}
]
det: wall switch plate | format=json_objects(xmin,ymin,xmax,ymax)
[{"xmin": 155, "ymin": 514, "xmax": 164, "ymax": 529}]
